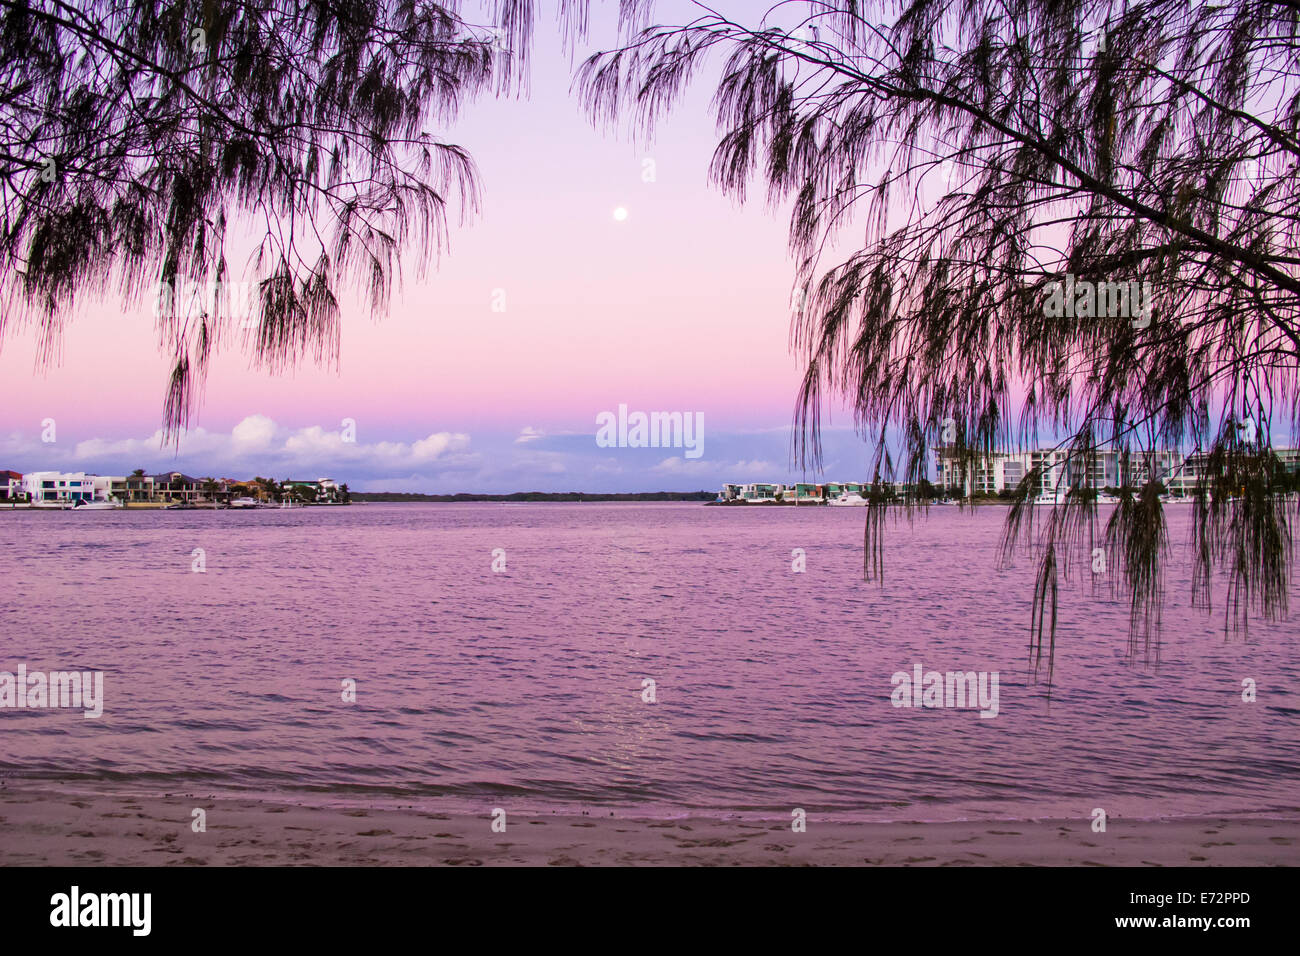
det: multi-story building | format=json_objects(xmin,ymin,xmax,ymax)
[
  {"xmin": 124, "ymin": 472, "xmax": 156, "ymax": 502},
  {"xmin": 936, "ymin": 446, "xmax": 1189, "ymax": 498},
  {"xmin": 20, "ymin": 471, "xmax": 123, "ymax": 504},
  {"xmin": 282, "ymin": 478, "xmax": 344, "ymax": 503},
  {"xmin": 1165, "ymin": 447, "xmax": 1300, "ymax": 496},
  {"xmin": 721, "ymin": 481, "xmax": 866, "ymax": 502},
  {"xmin": 317, "ymin": 478, "xmax": 342, "ymax": 502},
  {"xmin": 782, "ymin": 483, "xmax": 823, "ymax": 501},
  {"xmin": 729, "ymin": 447, "xmax": 1299, "ymax": 504},
  {"xmin": 149, "ymin": 472, "xmax": 206, "ymax": 503},
  {"xmin": 740, "ymin": 482, "xmax": 782, "ymax": 501},
  {"xmin": 0, "ymin": 470, "xmax": 22, "ymax": 500}
]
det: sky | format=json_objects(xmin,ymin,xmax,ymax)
[{"xmin": 0, "ymin": 2, "xmax": 878, "ymax": 492}]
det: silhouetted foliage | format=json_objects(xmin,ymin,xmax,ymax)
[
  {"xmin": 579, "ymin": 0, "xmax": 1300, "ymax": 680},
  {"xmin": 0, "ymin": 0, "xmax": 560, "ymax": 433}
]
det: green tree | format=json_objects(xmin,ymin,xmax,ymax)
[{"xmin": 253, "ymin": 475, "xmax": 277, "ymax": 502}]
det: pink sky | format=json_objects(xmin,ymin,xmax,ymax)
[
  {"xmin": 0, "ymin": 5, "xmax": 881, "ymax": 491},
  {"xmin": 2, "ymin": 32, "xmax": 805, "ymax": 432}
]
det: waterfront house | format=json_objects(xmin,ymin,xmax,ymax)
[
  {"xmin": 92, "ymin": 475, "xmax": 127, "ymax": 502},
  {"xmin": 150, "ymin": 472, "xmax": 204, "ymax": 503},
  {"xmin": 281, "ymin": 479, "xmax": 315, "ymax": 502},
  {"xmin": 281, "ymin": 478, "xmax": 344, "ymax": 503},
  {"xmin": 0, "ymin": 470, "xmax": 22, "ymax": 500},
  {"xmin": 316, "ymin": 478, "xmax": 342, "ymax": 502},
  {"xmin": 223, "ymin": 479, "xmax": 263, "ymax": 501},
  {"xmin": 783, "ymin": 483, "xmax": 823, "ymax": 502},
  {"xmin": 20, "ymin": 471, "xmax": 123, "ymax": 504},
  {"xmin": 741, "ymin": 482, "xmax": 782, "ymax": 501},
  {"xmin": 125, "ymin": 471, "xmax": 155, "ymax": 502}
]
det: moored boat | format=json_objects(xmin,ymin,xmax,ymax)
[{"xmin": 827, "ymin": 492, "xmax": 868, "ymax": 506}]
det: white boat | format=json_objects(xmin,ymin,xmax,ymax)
[
  {"xmin": 827, "ymin": 492, "xmax": 868, "ymax": 506},
  {"xmin": 1033, "ymin": 492, "xmax": 1062, "ymax": 505},
  {"xmin": 72, "ymin": 499, "xmax": 122, "ymax": 510},
  {"xmin": 229, "ymin": 496, "xmax": 262, "ymax": 509},
  {"xmin": 32, "ymin": 497, "xmax": 122, "ymax": 510}
]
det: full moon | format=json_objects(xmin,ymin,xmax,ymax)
[{"xmin": 612, "ymin": 206, "xmax": 628, "ymax": 222}]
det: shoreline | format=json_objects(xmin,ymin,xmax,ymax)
[{"xmin": 1, "ymin": 788, "xmax": 1295, "ymax": 866}]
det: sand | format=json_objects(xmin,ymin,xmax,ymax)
[{"xmin": 0, "ymin": 788, "xmax": 1296, "ymax": 865}]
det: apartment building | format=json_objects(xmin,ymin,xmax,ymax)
[{"xmin": 936, "ymin": 445, "xmax": 1297, "ymax": 497}]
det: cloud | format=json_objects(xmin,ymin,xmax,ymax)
[
  {"xmin": 652, "ymin": 457, "xmax": 779, "ymax": 476},
  {"xmin": 0, "ymin": 418, "xmax": 873, "ymax": 493},
  {"xmin": 232, "ymin": 413, "xmax": 276, "ymax": 450},
  {"xmin": 4, "ymin": 415, "xmax": 474, "ymax": 480}
]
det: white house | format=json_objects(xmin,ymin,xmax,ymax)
[
  {"xmin": 316, "ymin": 478, "xmax": 342, "ymax": 502},
  {"xmin": 21, "ymin": 472, "xmax": 124, "ymax": 504}
]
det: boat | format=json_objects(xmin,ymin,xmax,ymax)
[
  {"xmin": 228, "ymin": 496, "xmax": 262, "ymax": 509},
  {"xmin": 164, "ymin": 501, "xmax": 198, "ymax": 510},
  {"xmin": 827, "ymin": 492, "xmax": 868, "ymax": 506},
  {"xmin": 72, "ymin": 498, "xmax": 122, "ymax": 510}
]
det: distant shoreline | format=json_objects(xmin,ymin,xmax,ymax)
[{"xmin": 350, "ymin": 491, "xmax": 716, "ymax": 502}]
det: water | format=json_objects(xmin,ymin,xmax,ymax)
[{"xmin": 1, "ymin": 502, "xmax": 1297, "ymax": 821}]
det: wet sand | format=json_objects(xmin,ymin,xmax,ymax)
[{"xmin": 0, "ymin": 789, "xmax": 1295, "ymax": 866}]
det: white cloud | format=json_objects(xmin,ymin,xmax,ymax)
[
  {"xmin": 231, "ymin": 413, "xmax": 276, "ymax": 450},
  {"xmin": 412, "ymin": 432, "xmax": 469, "ymax": 461},
  {"xmin": 652, "ymin": 457, "xmax": 779, "ymax": 476},
  {"xmin": 5, "ymin": 415, "xmax": 474, "ymax": 478}
]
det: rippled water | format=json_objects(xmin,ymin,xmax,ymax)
[{"xmin": 1, "ymin": 502, "xmax": 1297, "ymax": 821}]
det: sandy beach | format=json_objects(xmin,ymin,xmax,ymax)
[{"xmin": 0, "ymin": 788, "xmax": 1295, "ymax": 866}]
